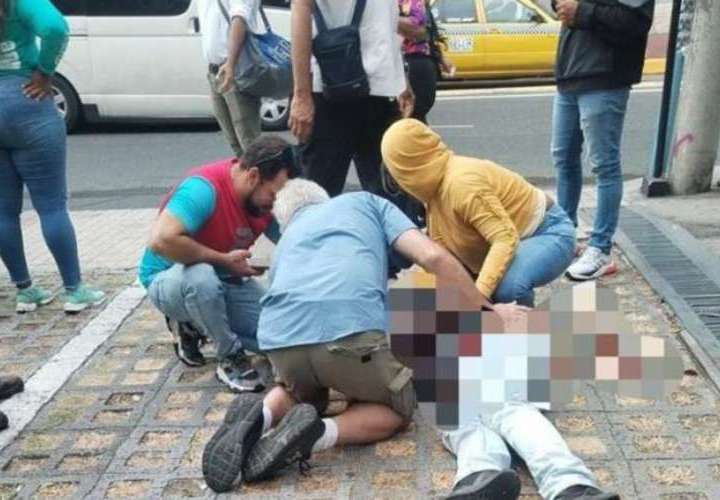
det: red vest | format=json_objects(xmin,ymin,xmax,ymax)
[{"xmin": 161, "ymin": 159, "xmax": 272, "ymax": 253}]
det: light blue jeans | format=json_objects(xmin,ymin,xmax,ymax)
[
  {"xmin": 551, "ymin": 88, "xmax": 631, "ymax": 255},
  {"xmin": 147, "ymin": 263, "xmax": 264, "ymax": 358},
  {"xmin": 442, "ymin": 402, "xmax": 597, "ymax": 500},
  {"xmin": 492, "ymin": 204, "xmax": 576, "ymax": 307},
  {"xmin": 0, "ymin": 75, "xmax": 82, "ymax": 289}
]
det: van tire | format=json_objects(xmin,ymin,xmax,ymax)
[
  {"xmin": 52, "ymin": 75, "xmax": 82, "ymax": 133},
  {"xmin": 260, "ymin": 97, "xmax": 290, "ymax": 131}
]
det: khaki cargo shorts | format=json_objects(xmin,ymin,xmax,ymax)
[{"xmin": 268, "ymin": 330, "xmax": 417, "ymax": 421}]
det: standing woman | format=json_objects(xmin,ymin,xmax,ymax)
[
  {"xmin": 398, "ymin": 0, "xmax": 454, "ymax": 124},
  {"xmin": 0, "ymin": 0, "xmax": 104, "ymax": 313}
]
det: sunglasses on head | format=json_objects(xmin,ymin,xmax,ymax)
[{"xmin": 256, "ymin": 145, "xmax": 296, "ymax": 168}]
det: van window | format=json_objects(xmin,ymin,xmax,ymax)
[
  {"xmin": 52, "ymin": 0, "xmax": 87, "ymax": 16},
  {"xmin": 86, "ymin": 0, "xmax": 192, "ymax": 17}
]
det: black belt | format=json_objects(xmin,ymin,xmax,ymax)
[{"xmin": 209, "ymin": 63, "xmax": 220, "ymax": 75}]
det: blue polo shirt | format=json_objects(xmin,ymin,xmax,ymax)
[{"xmin": 257, "ymin": 192, "xmax": 416, "ymax": 351}]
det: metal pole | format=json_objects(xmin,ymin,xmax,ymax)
[
  {"xmin": 652, "ymin": 0, "xmax": 682, "ymax": 178},
  {"xmin": 669, "ymin": 0, "xmax": 720, "ymax": 194},
  {"xmin": 642, "ymin": 0, "xmax": 683, "ymax": 196}
]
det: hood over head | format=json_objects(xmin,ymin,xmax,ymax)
[{"xmin": 381, "ymin": 119, "xmax": 451, "ymax": 203}]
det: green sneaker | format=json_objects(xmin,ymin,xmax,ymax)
[
  {"xmin": 63, "ymin": 284, "xmax": 106, "ymax": 313},
  {"xmin": 16, "ymin": 286, "xmax": 55, "ymax": 313}
]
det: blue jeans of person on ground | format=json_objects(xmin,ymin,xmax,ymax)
[
  {"xmin": 442, "ymin": 401, "xmax": 597, "ymax": 499},
  {"xmin": 0, "ymin": 75, "xmax": 82, "ymax": 290},
  {"xmin": 551, "ymin": 88, "xmax": 631, "ymax": 255},
  {"xmin": 492, "ymin": 204, "xmax": 576, "ymax": 307},
  {"xmin": 147, "ymin": 263, "xmax": 264, "ymax": 357}
]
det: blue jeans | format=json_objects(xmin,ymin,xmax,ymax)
[
  {"xmin": 551, "ymin": 88, "xmax": 630, "ymax": 254},
  {"xmin": 147, "ymin": 263, "xmax": 264, "ymax": 358},
  {"xmin": 0, "ymin": 75, "xmax": 82, "ymax": 289},
  {"xmin": 492, "ymin": 204, "xmax": 575, "ymax": 307},
  {"xmin": 442, "ymin": 402, "xmax": 597, "ymax": 500}
]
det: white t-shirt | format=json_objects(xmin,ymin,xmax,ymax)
[
  {"xmin": 197, "ymin": 0, "xmax": 265, "ymax": 65},
  {"xmin": 312, "ymin": 0, "xmax": 406, "ymax": 97}
]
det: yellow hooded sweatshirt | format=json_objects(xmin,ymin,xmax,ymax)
[{"xmin": 382, "ymin": 119, "xmax": 545, "ymax": 299}]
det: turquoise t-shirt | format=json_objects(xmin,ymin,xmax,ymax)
[
  {"xmin": 138, "ymin": 176, "xmax": 281, "ymax": 288},
  {"xmin": 0, "ymin": 0, "xmax": 69, "ymax": 77},
  {"xmin": 138, "ymin": 177, "xmax": 217, "ymax": 288},
  {"xmin": 257, "ymin": 192, "xmax": 416, "ymax": 351}
]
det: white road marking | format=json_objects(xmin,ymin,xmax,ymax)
[{"xmin": 437, "ymin": 82, "xmax": 664, "ymax": 101}]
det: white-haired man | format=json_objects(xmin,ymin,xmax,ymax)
[{"xmin": 202, "ymin": 179, "xmax": 528, "ymax": 492}]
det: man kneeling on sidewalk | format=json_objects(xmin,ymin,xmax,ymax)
[
  {"xmin": 202, "ymin": 179, "xmax": 528, "ymax": 492},
  {"xmin": 138, "ymin": 136, "xmax": 298, "ymax": 392}
]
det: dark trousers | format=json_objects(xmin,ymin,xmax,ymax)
[
  {"xmin": 406, "ymin": 54, "xmax": 438, "ymax": 124},
  {"xmin": 301, "ymin": 93, "xmax": 399, "ymax": 197}
]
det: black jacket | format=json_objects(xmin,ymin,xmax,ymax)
[{"xmin": 553, "ymin": 0, "xmax": 655, "ymax": 92}]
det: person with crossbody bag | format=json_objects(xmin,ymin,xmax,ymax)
[{"xmin": 197, "ymin": 0, "xmax": 266, "ymax": 158}]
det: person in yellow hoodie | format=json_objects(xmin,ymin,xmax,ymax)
[
  {"xmin": 382, "ymin": 118, "xmax": 576, "ymax": 308},
  {"xmin": 383, "ymin": 119, "xmax": 618, "ymax": 500}
]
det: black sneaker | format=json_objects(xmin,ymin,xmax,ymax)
[
  {"xmin": 166, "ymin": 317, "xmax": 205, "ymax": 367},
  {"xmin": 244, "ymin": 403, "xmax": 324, "ymax": 482},
  {"xmin": 555, "ymin": 485, "xmax": 620, "ymax": 500},
  {"xmin": 216, "ymin": 354, "xmax": 264, "ymax": 393},
  {"xmin": 0, "ymin": 376, "xmax": 23, "ymax": 401},
  {"xmin": 446, "ymin": 469, "xmax": 521, "ymax": 500},
  {"xmin": 202, "ymin": 393, "xmax": 264, "ymax": 492},
  {"xmin": 0, "ymin": 411, "xmax": 7, "ymax": 432}
]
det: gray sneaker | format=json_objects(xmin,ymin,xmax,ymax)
[
  {"xmin": 244, "ymin": 403, "xmax": 324, "ymax": 482},
  {"xmin": 202, "ymin": 393, "xmax": 264, "ymax": 492},
  {"xmin": 216, "ymin": 354, "xmax": 264, "ymax": 393}
]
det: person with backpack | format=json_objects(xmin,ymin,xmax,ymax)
[
  {"xmin": 398, "ymin": 0, "xmax": 455, "ymax": 124},
  {"xmin": 288, "ymin": 0, "xmax": 415, "ymax": 198},
  {"xmin": 0, "ymin": 0, "xmax": 105, "ymax": 313}
]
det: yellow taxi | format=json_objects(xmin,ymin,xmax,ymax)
[{"xmin": 430, "ymin": 0, "xmax": 560, "ymax": 79}]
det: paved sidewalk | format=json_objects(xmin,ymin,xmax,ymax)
[{"xmin": 0, "ymin": 179, "xmax": 719, "ymax": 499}]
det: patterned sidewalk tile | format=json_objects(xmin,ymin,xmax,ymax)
[{"xmin": 0, "ymin": 243, "xmax": 718, "ymax": 498}]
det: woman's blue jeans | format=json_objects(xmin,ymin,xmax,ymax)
[{"xmin": 0, "ymin": 75, "xmax": 81, "ymax": 289}]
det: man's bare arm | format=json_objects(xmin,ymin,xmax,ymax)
[
  {"xmin": 392, "ymin": 229, "xmax": 494, "ymax": 310},
  {"xmin": 217, "ymin": 16, "xmax": 248, "ymax": 92},
  {"xmin": 289, "ymin": 0, "xmax": 314, "ymax": 142},
  {"xmin": 149, "ymin": 211, "xmax": 228, "ymax": 266}
]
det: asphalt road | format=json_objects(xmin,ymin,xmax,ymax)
[{"xmin": 62, "ymin": 85, "xmax": 667, "ymax": 210}]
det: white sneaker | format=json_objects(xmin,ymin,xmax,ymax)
[{"xmin": 566, "ymin": 246, "xmax": 617, "ymax": 281}]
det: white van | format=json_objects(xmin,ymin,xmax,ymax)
[{"xmin": 51, "ymin": 0, "xmax": 291, "ymax": 132}]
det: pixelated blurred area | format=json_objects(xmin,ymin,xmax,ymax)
[{"xmin": 389, "ymin": 271, "xmax": 684, "ymax": 429}]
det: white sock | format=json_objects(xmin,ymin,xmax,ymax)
[
  {"xmin": 262, "ymin": 406, "xmax": 273, "ymax": 434},
  {"xmin": 311, "ymin": 418, "xmax": 338, "ymax": 452}
]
